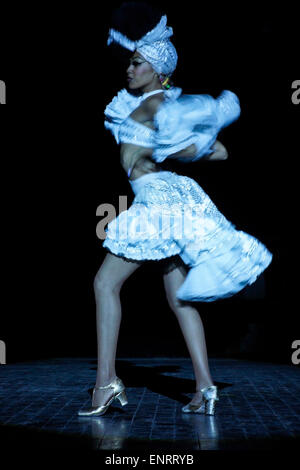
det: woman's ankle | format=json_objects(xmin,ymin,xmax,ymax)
[
  {"xmin": 95, "ymin": 374, "xmax": 117, "ymax": 387},
  {"xmin": 195, "ymin": 381, "xmax": 214, "ymax": 392}
]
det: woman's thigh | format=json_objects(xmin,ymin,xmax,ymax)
[{"xmin": 94, "ymin": 252, "xmax": 144, "ymax": 292}]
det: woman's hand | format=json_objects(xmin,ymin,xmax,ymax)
[
  {"xmin": 203, "ymin": 140, "xmax": 228, "ymax": 161},
  {"xmin": 168, "ymin": 144, "xmax": 197, "ymax": 160}
]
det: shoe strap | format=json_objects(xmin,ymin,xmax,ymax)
[
  {"xmin": 200, "ymin": 385, "xmax": 219, "ymax": 400},
  {"xmin": 200, "ymin": 385, "xmax": 217, "ymax": 392},
  {"xmin": 94, "ymin": 377, "xmax": 119, "ymax": 390}
]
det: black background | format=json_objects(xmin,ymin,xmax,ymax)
[{"xmin": 1, "ymin": 1, "xmax": 299, "ymax": 365}]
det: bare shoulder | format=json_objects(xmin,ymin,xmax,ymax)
[
  {"xmin": 130, "ymin": 93, "xmax": 165, "ymax": 123},
  {"xmin": 142, "ymin": 93, "xmax": 165, "ymax": 117}
]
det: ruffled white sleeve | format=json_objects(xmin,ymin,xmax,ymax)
[
  {"xmin": 215, "ymin": 90, "xmax": 241, "ymax": 129},
  {"xmin": 152, "ymin": 90, "xmax": 241, "ymax": 163}
]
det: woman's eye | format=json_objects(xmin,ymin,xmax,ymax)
[{"xmin": 131, "ymin": 61, "xmax": 141, "ymax": 66}]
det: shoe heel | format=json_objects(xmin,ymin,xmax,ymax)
[
  {"xmin": 116, "ymin": 390, "xmax": 128, "ymax": 406},
  {"xmin": 205, "ymin": 398, "xmax": 218, "ymax": 416},
  {"xmin": 200, "ymin": 385, "xmax": 219, "ymax": 416}
]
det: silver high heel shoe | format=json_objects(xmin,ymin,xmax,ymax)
[
  {"xmin": 181, "ymin": 385, "xmax": 219, "ymax": 416},
  {"xmin": 78, "ymin": 376, "xmax": 128, "ymax": 417}
]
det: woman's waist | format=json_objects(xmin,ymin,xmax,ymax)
[
  {"xmin": 129, "ymin": 169, "xmax": 178, "ymax": 195},
  {"xmin": 121, "ymin": 145, "xmax": 154, "ymax": 175},
  {"xmin": 127, "ymin": 156, "xmax": 161, "ymax": 180}
]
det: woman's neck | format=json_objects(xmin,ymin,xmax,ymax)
[
  {"xmin": 140, "ymin": 83, "xmax": 164, "ymax": 94},
  {"xmin": 141, "ymin": 89, "xmax": 164, "ymax": 99}
]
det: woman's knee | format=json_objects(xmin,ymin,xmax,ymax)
[
  {"xmin": 166, "ymin": 291, "xmax": 187, "ymax": 313},
  {"xmin": 93, "ymin": 253, "xmax": 143, "ymax": 297},
  {"xmin": 163, "ymin": 263, "xmax": 189, "ymax": 312},
  {"xmin": 93, "ymin": 271, "xmax": 121, "ymax": 296}
]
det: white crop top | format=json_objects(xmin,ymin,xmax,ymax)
[
  {"xmin": 104, "ymin": 86, "xmax": 241, "ymax": 166},
  {"xmin": 118, "ymin": 116, "xmax": 155, "ymax": 148},
  {"xmin": 104, "ymin": 88, "xmax": 182, "ymax": 146}
]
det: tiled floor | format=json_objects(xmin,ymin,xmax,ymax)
[{"xmin": 0, "ymin": 357, "xmax": 299, "ymax": 452}]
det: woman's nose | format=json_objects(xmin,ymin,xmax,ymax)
[{"xmin": 127, "ymin": 64, "xmax": 134, "ymax": 74}]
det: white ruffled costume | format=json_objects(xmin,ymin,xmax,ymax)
[
  {"xmin": 102, "ymin": 15, "xmax": 272, "ymax": 302},
  {"xmin": 103, "ymin": 87, "xmax": 272, "ymax": 302}
]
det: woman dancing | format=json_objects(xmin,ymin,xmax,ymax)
[{"xmin": 78, "ymin": 2, "xmax": 272, "ymax": 418}]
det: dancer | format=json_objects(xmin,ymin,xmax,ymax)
[{"xmin": 78, "ymin": 3, "xmax": 272, "ymax": 418}]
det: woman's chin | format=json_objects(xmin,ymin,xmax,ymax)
[{"xmin": 128, "ymin": 80, "xmax": 141, "ymax": 90}]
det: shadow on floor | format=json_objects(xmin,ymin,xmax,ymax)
[{"xmin": 85, "ymin": 359, "xmax": 232, "ymax": 404}]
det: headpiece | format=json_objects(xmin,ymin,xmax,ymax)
[{"xmin": 107, "ymin": 15, "xmax": 178, "ymax": 76}]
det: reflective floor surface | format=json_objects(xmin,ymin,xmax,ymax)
[{"xmin": 0, "ymin": 357, "xmax": 299, "ymax": 452}]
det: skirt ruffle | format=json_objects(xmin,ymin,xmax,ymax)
[
  {"xmin": 102, "ymin": 171, "xmax": 272, "ymax": 302},
  {"xmin": 176, "ymin": 229, "xmax": 272, "ymax": 302}
]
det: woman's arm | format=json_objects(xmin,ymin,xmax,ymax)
[
  {"xmin": 132, "ymin": 97, "xmax": 228, "ymax": 163},
  {"xmin": 168, "ymin": 140, "xmax": 228, "ymax": 161}
]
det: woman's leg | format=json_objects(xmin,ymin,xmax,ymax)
[
  {"xmin": 92, "ymin": 252, "xmax": 143, "ymax": 406},
  {"xmin": 163, "ymin": 260, "xmax": 214, "ymax": 405}
]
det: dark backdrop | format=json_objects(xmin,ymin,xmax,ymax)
[{"xmin": 1, "ymin": 1, "xmax": 298, "ymax": 365}]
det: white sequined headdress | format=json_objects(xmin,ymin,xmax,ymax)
[{"xmin": 107, "ymin": 15, "xmax": 178, "ymax": 76}]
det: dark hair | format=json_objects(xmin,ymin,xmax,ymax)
[{"xmin": 110, "ymin": 1, "xmax": 164, "ymax": 40}]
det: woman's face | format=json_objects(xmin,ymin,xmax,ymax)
[{"xmin": 126, "ymin": 51, "xmax": 157, "ymax": 90}]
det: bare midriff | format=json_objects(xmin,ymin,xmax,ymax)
[{"xmin": 120, "ymin": 120, "xmax": 162, "ymax": 181}]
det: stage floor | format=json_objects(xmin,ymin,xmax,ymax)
[{"xmin": 0, "ymin": 357, "xmax": 299, "ymax": 452}]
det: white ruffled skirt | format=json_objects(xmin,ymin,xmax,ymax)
[{"xmin": 103, "ymin": 170, "xmax": 272, "ymax": 302}]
